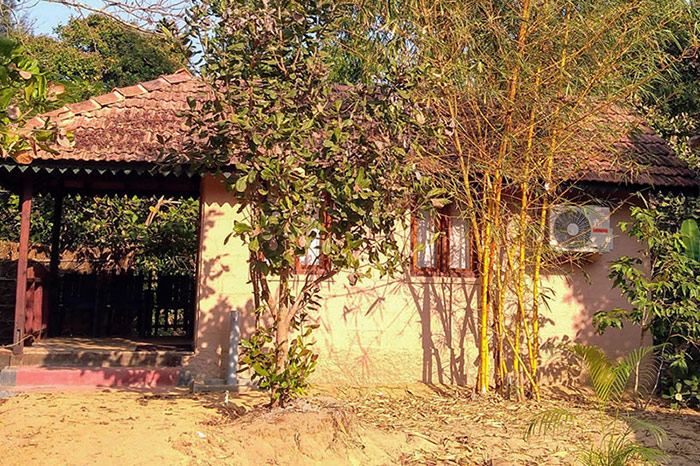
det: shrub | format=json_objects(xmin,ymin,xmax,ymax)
[
  {"xmin": 527, "ymin": 345, "xmax": 667, "ymax": 465},
  {"xmin": 594, "ymin": 194, "xmax": 700, "ymax": 409},
  {"xmin": 239, "ymin": 305, "xmax": 319, "ymax": 408}
]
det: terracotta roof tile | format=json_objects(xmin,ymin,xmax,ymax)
[
  {"xmin": 141, "ymin": 78, "xmax": 169, "ymax": 91},
  {"xmin": 93, "ymin": 92, "xmax": 124, "ymax": 106},
  {"xmin": 564, "ymin": 105, "xmax": 699, "ymax": 188},
  {"xmin": 19, "ymin": 68, "xmax": 206, "ymax": 165},
  {"xmin": 67, "ymin": 99, "xmax": 101, "ymax": 114},
  {"xmin": 115, "ymin": 84, "xmax": 147, "ymax": 97},
  {"xmin": 160, "ymin": 69, "xmax": 194, "ymax": 84},
  {"xmin": 43, "ymin": 108, "xmax": 70, "ymax": 119},
  {"xmin": 12, "ymin": 67, "xmax": 699, "ymax": 188}
]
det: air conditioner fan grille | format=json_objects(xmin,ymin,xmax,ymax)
[{"xmin": 553, "ymin": 209, "xmax": 592, "ymax": 248}]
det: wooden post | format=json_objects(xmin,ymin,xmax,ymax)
[
  {"xmin": 13, "ymin": 175, "xmax": 33, "ymax": 354},
  {"xmin": 48, "ymin": 187, "xmax": 63, "ymax": 337}
]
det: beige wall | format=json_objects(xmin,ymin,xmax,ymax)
[
  {"xmin": 189, "ymin": 175, "xmax": 256, "ymax": 378},
  {"xmin": 192, "ymin": 175, "xmax": 645, "ymax": 385}
]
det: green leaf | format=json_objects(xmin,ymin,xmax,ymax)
[
  {"xmin": 430, "ymin": 198, "xmax": 450, "ymax": 209},
  {"xmin": 252, "ymin": 363, "xmax": 270, "ymax": 377},
  {"xmin": 680, "ymin": 219, "xmax": 700, "ymax": 261},
  {"xmin": 0, "ymin": 88, "xmax": 15, "ymax": 109},
  {"xmin": 321, "ymin": 237, "xmax": 331, "ymax": 255},
  {"xmin": 234, "ymin": 222, "xmax": 253, "ymax": 234},
  {"xmin": 235, "ymin": 176, "xmax": 248, "ymax": 193}
]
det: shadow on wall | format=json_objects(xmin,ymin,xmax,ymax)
[
  {"xmin": 407, "ymin": 280, "xmax": 478, "ymax": 386},
  {"xmin": 193, "ymin": 186, "xmax": 263, "ymax": 380},
  {"xmin": 191, "ymin": 204, "xmax": 231, "ymax": 378},
  {"xmin": 538, "ymin": 202, "xmax": 647, "ymax": 385},
  {"xmin": 301, "ymin": 274, "xmax": 480, "ymax": 386},
  {"xmin": 193, "ymin": 177, "xmax": 646, "ymax": 387},
  {"xmin": 304, "ymin": 202, "xmax": 645, "ymax": 387}
]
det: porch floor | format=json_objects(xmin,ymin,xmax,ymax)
[
  {"xmin": 25, "ymin": 336, "xmax": 193, "ymax": 353},
  {"xmin": 2, "ymin": 336, "xmax": 193, "ymax": 369}
]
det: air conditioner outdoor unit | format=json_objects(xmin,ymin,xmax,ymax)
[{"xmin": 549, "ymin": 205, "xmax": 613, "ymax": 253}]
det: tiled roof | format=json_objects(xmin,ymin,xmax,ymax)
[
  {"xmin": 24, "ymin": 69, "xmax": 206, "ymax": 164},
  {"xmin": 20, "ymin": 70, "xmax": 699, "ymax": 188},
  {"xmin": 573, "ymin": 106, "xmax": 699, "ymax": 188}
]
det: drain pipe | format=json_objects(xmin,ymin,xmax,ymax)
[{"xmin": 226, "ymin": 310, "xmax": 240, "ymax": 386}]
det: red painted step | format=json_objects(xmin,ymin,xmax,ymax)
[{"xmin": 1, "ymin": 366, "xmax": 181, "ymax": 388}]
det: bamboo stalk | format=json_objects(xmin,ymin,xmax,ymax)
[{"xmin": 531, "ymin": 8, "xmax": 572, "ymax": 382}]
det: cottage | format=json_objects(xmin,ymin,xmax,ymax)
[{"xmin": 0, "ymin": 69, "xmax": 698, "ymax": 388}]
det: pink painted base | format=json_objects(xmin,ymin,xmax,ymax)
[{"xmin": 12, "ymin": 367, "xmax": 180, "ymax": 388}]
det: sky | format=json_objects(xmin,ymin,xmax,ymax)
[
  {"xmin": 21, "ymin": 0, "xmax": 177, "ymax": 37},
  {"xmin": 22, "ymin": 1, "xmax": 95, "ymax": 36}
]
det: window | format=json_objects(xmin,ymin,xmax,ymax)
[
  {"xmin": 411, "ymin": 205, "xmax": 473, "ymax": 276},
  {"xmin": 448, "ymin": 212, "xmax": 471, "ymax": 271},
  {"xmin": 415, "ymin": 210, "xmax": 438, "ymax": 269},
  {"xmin": 296, "ymin": 208, "xmax": 330, "ymax": 274},
  {"xmin": 298, "ymin": 228, "xmax": 324, "ymax": 270}
]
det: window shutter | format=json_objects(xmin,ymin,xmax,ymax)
[
  {"xmin": 299, "ymin": 229, "xmax": 322, "ymax": 268},
  {"xmin": 449, "ymin": 214, "xmax": 470, "ymax": 270},
  {"xmin": 415, "ymin": 210, "xmax": 438, "ymax": 268}
]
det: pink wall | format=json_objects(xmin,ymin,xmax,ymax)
[
  {"xmin": 537, "ymin": 203, "xmax": 650, "ymax": 383},
  {"xmin": 192, "ymin": 175, "xmax": 645, "ymax": 385}
]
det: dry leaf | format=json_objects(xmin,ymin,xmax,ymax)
[
  {"xmin": 7, "ymin": 105, "xmax": 20, "ymax": 120},
  {"xmin": 48, "ymin": 83, "xmax": 65, "ymax": 96}
]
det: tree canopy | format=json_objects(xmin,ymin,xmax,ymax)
[
  {"xmin": 174, "ymin": 0, "xmax": 425, "ymax": 406},
  {"xmin": 16, "ymin": 14, "xmax": 187, "ymax": 106},
  {"xmin": 0, "ymin": 37, "xmax": 63, "ymax": 160},
  {"xmin": 636, "ymin": 4, "xmax": 700, "ymax": 168}
]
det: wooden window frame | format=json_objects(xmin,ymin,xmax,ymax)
[{"xmin": 411, "ymin": 206, "xmax": 476, "ymax": 277}]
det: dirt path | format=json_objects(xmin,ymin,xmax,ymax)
[
  {"xmin": 0, "ymin": 389, "xmax": 231, "ymax": 465},
  {"xmin": 1, "ymin": 385, "xmax": 699, "ymax": 465}
]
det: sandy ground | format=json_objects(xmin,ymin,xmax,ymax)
[{"xmin": 1, "ymin": 384, "xmax": 699, "ymax": 465}]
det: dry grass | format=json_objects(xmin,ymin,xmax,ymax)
[{"xmin": 1, "ymin": 384, "xmax": 699, "ymax": 465}]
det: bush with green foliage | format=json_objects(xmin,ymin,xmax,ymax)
[
  {"xmin": 0, "ymin": 37, "xmax": 64, "ymax": 159},
  {"xmin": 0, "ymin": 191, "xmax": 199, "ymax": 276},
  {"xmin": 59, "ymin": 194, "xmax": 199, "ymax": 275},
  {"xmin": 239, "ymin": 307, "xmax": 319, "ymax": 407},
  {"xmin": 594, "ymin": 194, "xmax": 700, "ymax": 409},
  {"xmin": 527, "ymin": 344, "xmax": 667, "ymax": 465}
]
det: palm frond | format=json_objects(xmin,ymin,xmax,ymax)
[
  {"xmin": 580, "ymin": 433, "xmax": 666, "ymax": 466},
  {"xmin": 631, "ymin": 445, "xmax": 669, "ymax": 465},
  {"xmin": 569, "ymin": 344, "xmax": 616, "ymax": 403},
  {"xmin": 635, "ymin": 356, "xmax": 662, "ymax": 398},
  {"xmin": 569, "ymin": 344, "xmax": 658, "ymax": 404},
  {"xmin": 613, "ymin": 346, "xmax": 657, "ymax": 399},
  {"xmin": 623, "ymin": 415, "xmax": 668, "ymax": 447},
  {"xmin": 525, "ymin": 409, "xmax": 577, "ymax": 439}
]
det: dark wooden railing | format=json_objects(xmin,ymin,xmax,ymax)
[
  {"xmin": 57, "ymin": 273, "xmax": 195, "ymax": 338},
  {"xmin": 0, "ymin": 263, "xmax": 48, "ymax": 345}
]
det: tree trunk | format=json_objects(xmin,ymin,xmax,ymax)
[{"xmin": 270, "ymin": 269, "xmax": 291, "ymax": 407}]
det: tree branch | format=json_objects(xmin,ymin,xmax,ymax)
[{"xmin": 18, "ymin": 0, "xmax": 190, "ymax": 34}]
